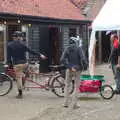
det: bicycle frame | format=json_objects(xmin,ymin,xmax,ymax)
[
  {"xmin": 3, "ymin": 63, "xmax": 68, "ymax": 97},
  {"xmin": 22, "ymin": 71, "xmax": 55, "ymax": 89},
  {"xmin": 4, "ymin": 65, "xmax": 62, "ymax": 90},
  {"xmin": 5, "ymin": 66, "xmax": 16, "ymax": 79},
  {"xmin": 4, "ymin": 63, "xmax": 66, "ymax": 95},
  {"xmin": 26, "ymin": 63, "xmax": 62, "ymax": 89}
]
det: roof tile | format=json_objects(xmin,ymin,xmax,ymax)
[{"xmin": 0, "ymin": 0, "xmax": 86, "ymax": 20}]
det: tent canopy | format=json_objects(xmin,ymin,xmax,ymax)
[
  {"xmin": 89, "ymin": 0, "xmax": 120, "ymax": 75},
  {"xmin": 92, "ymin": 0, "xmax": 120, "ymax": 31}
]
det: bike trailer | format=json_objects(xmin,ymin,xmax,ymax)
[{"xmin": 79, "ymin": 75, "xmax": 105, "ymax": 92}]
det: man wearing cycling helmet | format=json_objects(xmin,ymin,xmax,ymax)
[
  {"xmin": 7, "ymin": 31, "xmax": 46, "ymax": 98},
  {"xmin": 60, "ymin": 36, "xmax": 87, "ymax": 109}
]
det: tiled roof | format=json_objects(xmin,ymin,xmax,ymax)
[
  {"xmin": 0, "ymin": 0, "xmax": 86, "ymax": 21},
  {"xmin": 70, "ymin": 0, "xmax": 88, "ymax": 9},
  {"xmin": 86, "ymin": 0, "xmax": 105, "ymax": 20},
  {"xmin": 71, "ymin": 0, "xmax": 105, "ymax": 21}
]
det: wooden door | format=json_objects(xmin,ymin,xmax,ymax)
[
  {"xmin": 39, "ymin": 26, "xmax": 50, "ymax": 73},
  {"xmin": 0, "ymin": 31, "xmax": 4, "ymax": 61},
  {"xmin": 50, "ymin": 27, "xmax": 59, "ymax": 65}
]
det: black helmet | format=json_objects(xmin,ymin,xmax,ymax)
[{"xmin": 12, "ymin": 31, "xmax": 24, "ymax": 37}]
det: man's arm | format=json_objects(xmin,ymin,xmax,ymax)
[
  {"xmin": 21, "ymin": 42, "xmax": 47, "ymax": 59},
  {"xmin": 117, "ymin": 45, "xmax": 120, "ymax": 67},
  {"xmin": 78, "ymin": 47, "xmax": 87, "ymax": 62},
  {"xmin": 78, "ymin": 47, "xmax": 88, "ymax": 70},
  {"xmin": 118, "ymin": 56, "xmax": 120, "ymax": 65},
  {"xmin": 60, "ymin": 48, "xmax": 68, "ymax": 64}
]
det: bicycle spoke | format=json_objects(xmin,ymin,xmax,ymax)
[
  {"xmin": 100, "ymin": 84, "xmax": 114, "ymax": 99},
  {"xmin": 51, "ymin": 75, "xmax": 74, "ymax": 97},
  {"xmin": 0, "ymin": 73, "xmax": 13, "ymax": 96}
]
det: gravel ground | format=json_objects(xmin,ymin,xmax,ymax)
[{"xmin": 0, "ymin": 64, "xmax": 119, "ymax": 120}]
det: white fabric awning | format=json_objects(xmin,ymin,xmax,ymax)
[
  {"xmin": 89, "ymin": 0, "xmax": 120, "ymax": 75},
  {"xmin": 92, "ymin": 0, "xmax": 120, "ymax": 31}
]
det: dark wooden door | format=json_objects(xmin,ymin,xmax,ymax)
[
  {"xmin": 39, "ymin": 27, "xmax": 50, "ymax": 73},
  {"xmin": 0, "ymin": 31, "xmax": 4, "ymax": 61}
]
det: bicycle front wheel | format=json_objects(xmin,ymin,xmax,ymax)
[
  {"xmin": 100, "ymin": 84, "xmax": 114, "ymax": 100},
  {"xmin": 51, "ymin": 74, "xmax": 74, "ymax": 97},
  {"xmin": 0, "ymin": 73, "xmax": 13, "ymax": 96}
]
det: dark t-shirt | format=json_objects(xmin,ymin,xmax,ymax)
[
  {"xmin": 7, "ymin": 40, "xmax": 39, "ymax": 65},
  {"xmin": 111, "ymin": 45, "xmax": 120, "ymax": 65}
]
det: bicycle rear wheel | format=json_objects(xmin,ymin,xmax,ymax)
[
  {"xmin": 51, "ymin": 74, "xmax": 74, "ymax": 97},
  {"xmin": 0, "ymin": 73, "xmax": 13, "ymax": 96},
  {"xmin": 100, "ymin": 84, "xmax": 114, "ymax": 100}
]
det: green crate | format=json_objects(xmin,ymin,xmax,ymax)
[{"xmin": 80, "ymin": 74, "xmax": 105, "ymax": 82}]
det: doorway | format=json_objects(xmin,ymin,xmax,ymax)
[
  {"xmin": 0, "ymin": 31, "xmax": 4, "ymax": 61},
  {"xmin": 49, "ymin": 27, "xmax": 60, "ymax": 65},
  {"xmin": 101, "ymin": 31, "xmax": 111, "ymax": 62}
]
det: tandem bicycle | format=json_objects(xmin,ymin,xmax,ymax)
[{"xmin": 0, "ymin": 62, "xmax": 74, "ymax": 97}]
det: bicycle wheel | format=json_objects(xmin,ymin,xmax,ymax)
[
  {"xmin": 51, "ymin": 74, "xmax": 74, "ymax": 97},
  {"xmin": 0, "ymin": 73, "xmax": 13, "ymax": 96},
  {"xmin": 100, "ymin": 84, "xmax": 114, "ymax": 100}
]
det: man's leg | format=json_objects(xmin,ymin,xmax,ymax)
[
  {"xmin": 64, "ymin": 69, "xmax": 71, "ymax": 107},
  {"xmin": 111, "ymin": 64, "xmax": 117, "ymax": 80},
  {"xmin": 115, "ymin": 67, "xmax": 120, "ymax": 94},
  {"xmin": 69, "ymin": 71, "xmax": 81, "ymax": 109},
  {"xmin": 14, "ymin": 64, "xmax": 25, "ymax": 98}
]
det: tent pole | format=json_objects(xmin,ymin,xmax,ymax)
[
  {"xmin": 93, "ymin": 42, "xmax": 96, "ymax": 75},
  {"xmin": 90, "ymin": 41, "xmax": 96, "ymax": 76},
  {"xmin": 98, "ymin": 31, "xmax": 102, "ymax": 63}
]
